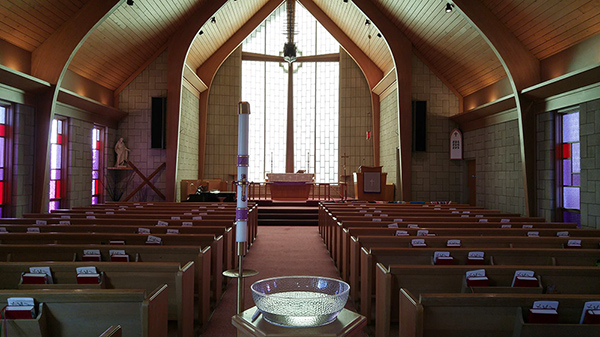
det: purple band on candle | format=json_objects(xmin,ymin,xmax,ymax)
[
  {"xmin": 236, "ymin": 208, "xmax": 248, "ymax": 221},
  {"xmin": 237, "ymin": 155, "xmax": 249, "ymax": 166}
]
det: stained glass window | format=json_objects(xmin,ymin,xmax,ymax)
[
  {"xmin": 557, "ymin": 111, "xmax": 580, "ymax": 226},
  {"xmin": 49, "ymin": 118, "xmax": 66, "ymax": 211},
  {"xmin": 0, "ymin": 104, "xmax": 8, "ymax": 216},
  {"xmin": 91, "ymin": 127, "xmax": 103, "ymax": 205}
]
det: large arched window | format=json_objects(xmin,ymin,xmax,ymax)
[{"xmin": 241, "ymin": 2, "xmax": 339, "ymax": 183}]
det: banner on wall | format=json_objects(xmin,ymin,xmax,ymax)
[{"xmin": 450, "ymin": 128, "xmax": 463, "ymax": 160}]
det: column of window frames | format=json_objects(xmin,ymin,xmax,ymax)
[
  {"xmin": 91, "ymin": 127, "xmax": 103, "ymax": 205},
  {"xmin": 0, "ymin": 105, "xmax": 7, "ymax": 216},
  {"xmin": 559, "ymin": 111, "xmax": 580, "ymax": 226},
  {"xmin": 49, "ymin": 119, "xmax": 64, "ymax": 211}
]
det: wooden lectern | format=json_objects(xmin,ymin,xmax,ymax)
[{"xmin": 353, "ymin": 166, "xmax": 387, "ymax": 201}]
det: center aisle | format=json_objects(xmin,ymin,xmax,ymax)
[{"xmin": 201, "ymin": 226, "xmax": 368, "ymax": 336}]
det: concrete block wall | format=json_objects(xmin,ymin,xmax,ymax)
[
  {"xmin": 67, "ymin": 118, "xmax": 93, "ymax": 208},
  {"xmin": 463, "ymin": 120, "xmax": 527, "ymax": 216},
  {"xmin": 536, "ymin": 110, "xmax": 555, "ymax": 222},
  {"xmin": 411, "ymin": 54, "xmax": 462, "ymax": 202},
  {"xmin": 117, "ymin": 51, "xmax": 168, "ymax": 202},
  {"xmin": 339, "ymin": 49, "xmax": 373, "ymax": 197},
  {"xmin": 580, "ymin": 99, "xmax": 600, "ymax": 228},
  {"xmin": 176, "ymin": 86, "xmax": 200, "ymax": 201},
  {"xmin": 204, "ymin": 47, "xmax": 241, "ymax": 184},
  {"xmin": 379, "ymin": 89, "xmax": 398, "ymax": 196},
  {"xmin": 12, "ymin": 104, "xmax": 35, "ymax": 217}
]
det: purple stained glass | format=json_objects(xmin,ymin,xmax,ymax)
[
  {"xmin": 92, "ymin": 150, "xmax": 99, "ymax": 169},
  {"xmin": 91, "ymin": 180, "xmax": 96, "ymax": 194},
  {"xmin": 51, "ymin": 169, "xmax": 61, "ymax": 180},
  {"xmin": 0, "ymin": 137, "xmax": 4, "ymax": 168},
  {"xmin": 0, "ymin": 168, "xmax": 3, "ymax": 180},
  {"xmin": 562, "ymin": 112, "xmax": 579, "ymax": 143},
  {"xmin": 572, "ymin": 142, "xmax": 580, "ymax": 173},
  {"xmin": 49, "ymin": 201, "xmax": 59, "ymax": 212},
  {"xmin": 563, "ymin": 211, "xmax": 581, "ymax": 228},
  {"xmin": 563, "ymin": 159, "xmax": 571, "ymax": 185},
  {"xmin": 49, "ymin": 180, "xmax": 56, "ymax": 199},
  {"xmin": 563, "ymin": 186, "xmax": 580, "ymax": 209},
  {"xmin": 51, "ymin": 144, "xmax": 61, "ymax": 169},
  {"xmin": 92, "ymin": 196, "xmax": 98, "ymax": 205},
  {"xmin": 0, "ymin": 106, "xmax": 5, "ymax": 124},
  {"xmin": 572, "ymin": 174, "xmax": 580, "ymax": 186},
  {"xmin": 92, "ymin": 170, "xmax": 99, "ymax": 179}
]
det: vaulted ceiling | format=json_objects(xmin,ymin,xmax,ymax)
[{"xmin": 1, "ymin": 0, "xmax": 600, "ymax": 113}]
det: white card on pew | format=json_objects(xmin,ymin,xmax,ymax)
[
  {"xmin": 27, "ymin": 227, "xmax": 40, "ymax": 233},
  {"xmin": 218, "ymin": 207, "xmax": 225, "ymax": 209},
  {"xmin": 171, "ymin": 216, "xmax": 180, "ymax": 220},
  {"xmin": 29, "ymin": 267, "xmax": 53, "ymax": 284},
  {"xmin": 417, "ymin": 230, "xmax": 429, "ymax": 236},
  {"xmin": 557, "ymin": 231, "xmax": 569, "ymax": 237},
  {"xmin": 7, "ymin": 297, "xmax": 35, "ymax": 307},
  {"xmin": 468, "ymin": 251, "xmax": 484, "ymax": 258},
  {"xmin": 36, "ymin": 220, "xmax": 46, "ymax": 225},
  {"xmin": 395, "ymin": 230, "xmax": 409, "ymax": 236},
  {"xmin": 369, "ymin": 207, "xmax": 375, "ymax": 210},
  {"xmin": 76, "ymin": 266, "xmax": 97, "ymax": 275},
  {"xmin": 475, "ymin": 214, "xmax": 483, "ymax": 217},
  {"xmin": 532, "ymin": 301, "xmax": 559, "ymax": 311},
  {"xmin": 359, "ymin": 210, "xmax": 367, "ymax": 213},
  {"xmin": 407, "ymin": 224, "xmax": 419, "ymax": 228},
  {"xmin": 364, "ymin": 214, "xmax": 373, "ymax": 217},
  {"xmin": 372, "ymin": 218, "xmax": 381, "ymax": 222},
  {"xmin": 61, "ymin": 215, "xmax": 70, "ymax": 219},
  {"xmin": 156, "ymin": 221, "xmax": 168, "ymax": 226},
  {"xmin": 522, "ymin": 225, "xmax": 533, "ymax": 228},
  {"xmin": 182, "ymin": 222, "xmax": 193, "ymax": 227},
  {"xmin": 146, "ymin": 235, "xmax": 162, "ymax": 244},
  {"xmin": 84, "ymin": 249, "xmax": 100, "ymax": 256},
  {"xmin": 193, "ymin": 216, "xmax": 203, "ymax": 220},
  {"xmin": 466, "ymin": 269, "xmax": 486, "ymax": 278},
  {"xmin": 580, "ymin": 301, "xmax": 600, "ymax": 323},
  {"xmin": 147, "ymin": 203, "xmax": 153, "ymax": 206},
  {"xmin": 85, "ymin": 211, "xmax": 94, "ymax": 215},
  {"xmin": 501, "ymin": 224, "xmax": 512, "ymax": 228},
  {"xmin": 199, "ymin": 213, "xmax": 208, "ymax": 216},
  {"xmin": 192, "ymin": 209, "xmax": 200, "ymax": 212},
  {"xmin": 527, "ymin": 231, "xmax": 539, "ymax": 237},
  {"xmin": 422, "ymin": 205, "xmax": 429, "ymax": 208},
  {"xmin": 388, "ymin": 223, "xmax": 399, "ymax": 228},
  {"xmin": 207, "ymin": 209, "xmax": 215, "ymax": 212},
  {"xmin": 167, "ymin": 229, "xmax": 179, "ymax": 234},
  {"xmin": 501, "ymin": 218, "xmax": 510, "ymax": 223},
  {"xmin": 0, "ymin": 227, "xmax": 7, "ymax": 233},
  {"xmin": 374, "ymin": 210, "xmax": 382, "ymax": 213},
  {"xmin": 452, "ymin": 211, "xmax": 460, "ymax": 214},
  {"xmin": 511, "ymin": 270, "xmax": 535, "ymax": 287},
  {"xmin": 380, "ymin": 214, "xmax": 388, "ymax": 217},
  {"xmin": 463, "ymin": 211, "xmax": 470, "ymax": 214},
  {"xmin": 394, "ymin": 219, "xmax": 403, "ymax": 222},
  {"xmin": 434, "ymin": 251, "xmax": 451, "ymax": 262},
  {"xmin": 138, "ymin": 228, "xmax": 151, "ymax": 234},
  {"xmin": 184, "ymin": 213, "xmax": 192, "ymax": 216},
  {"xmin": 478, "ymin": 219, "xmax": 488, "ymax": 222},
  {"xmin": 86, "ymin": 215, "xmax": 96, "ymax": 219},
  {"xmin": 447, "ymin": 239, "xmax": 461, "ymax": 247},
  {"xmin": 461, "ymin": 215, "xmax": 469, "ymax": 217},
  {"xmin": 199, "ymin": 206, "xmax": 207, "ymax": 209},
  {"xmin": 568, "ymin": 239, "xmax": 581, "ymax": 247},
  {"xmin": 411, "ymin": 239, "xmax": 426, "ymax": 246},
  {"xmin": 106, "ymin": 212, "xmax": 114, "ymax": 215},
  {"xmin": 109, "ymin": 249, "xmax": 126, "ymax": 256},
  {"xmin": 58, "ymin": 220, "xmax": 70, "ymax": 225}
]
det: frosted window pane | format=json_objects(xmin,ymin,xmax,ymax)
[
  {"xmin": 92, "ymin": 196, "xmax": 98, "ymax": 205},
  {"xmin": 92, "ymin": 150, "xmax": 99, "ymax": 170},
  {"xmin": 242, "ymin": 61, "xmax": 266, "ymax": 182},
  {"xmin": 0, "ymin": 138, "xmax": 4, "ymax": 167},
  {"xmin": 49, "ymin": 201, "xmax": 59, "ymax": 211},
  {"xmin": 51, "ymin": 169, "xmax": 61, "ymax": 180},
  {"xmin": 562, "ymin": 112, "xmax": 579, "ymax": 143},
  {"xmin": 571, "ymin": 142, "xmax": 580, "ymax": 173},
  {"xmin": 294, "ymin": 62, "xmax": 316, "ymax": 173},
  {"xmin": 562, "ymin": 159, "xmax": 571, "ymax": 185},
  {"xmin": 572, "ymin": 174, "xmax": 580, "ymax": 187},
  {"xmin": 0, "ymin": 106, "xmax": 5, "ymax": 124},
  {"xmin": 51, "ymin": 144, "xmax": 61, "ymax": 169},
  {"xmin": 92, "ymin": 170, "xmax": 99, "ymax": 179},
  {"xmin": 51, "ymin": 119, "xmax": 58, "ymax": 143},
  {"xmin": 49, "ymin": 180, "xmax": 56, "ymax": 199},
  {"xmin": 264, "ymin": 62, "xmax": 287, "ymax": 175},
  {"xmin": 314, "ymin": 62, "xmax": 339, "ymax": 183},
  {"xmin": 563, "ymin": 186, "xmax": 580, "ymax": 209}
]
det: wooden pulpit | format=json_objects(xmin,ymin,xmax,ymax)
[{"xmin": 353, "ymin": 166, "xmax": 387, "ymax": 201}]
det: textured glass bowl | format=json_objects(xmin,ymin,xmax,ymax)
[{"xmin": 250, "ymin": 276, "xmax": 350, "ymax": 327}]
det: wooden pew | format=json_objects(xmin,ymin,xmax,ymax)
[
  {"xmin": 376, "ymin": 264, "xmax": 600, "ymax": 336},
  {"xmin": 399, "ymin": 290, "xmax": 600, "ymax": 337},
  {"xmin": 0, "ymin": 286, "xmax": 168, "ymax": 337},
  {"xmin": 0, "ymin": 261, "xmax": 194, "ymax": 337},
  {"xmin": 356, "ymin": 247, "xmax": 600, "ymax": 323},
  {"xmin": 0, "ymin": 244, "xmax": 212, "ymax": 327}
]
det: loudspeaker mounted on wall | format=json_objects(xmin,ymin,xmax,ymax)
[
  {"xmin": 151, "ymin": 97, "xmax": 167, "ymax": 149},
  {"xmin": 412, "ymin": 100, "xmax": 427, "ymax": 152}
]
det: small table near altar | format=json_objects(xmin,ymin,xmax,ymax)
[
  {"xmin": 267, "ymin": 173, "xmax": 314, "ymax": 202},
  {"xmin": 232, "ymin": 307, "xmax": 366, "ymax": 337}
]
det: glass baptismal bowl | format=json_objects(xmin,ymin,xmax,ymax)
[{"xmin": 250, "ymin": 276, "xmax": 350, "ymax": 327}]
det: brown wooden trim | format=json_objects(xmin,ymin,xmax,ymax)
[
  {"xmin": 32, "ymin": 86, "xmax": 58, "ymax": 213},
  {"xmin": 242, "ymin": 52, "xmax": 284, "ymax": 62}
]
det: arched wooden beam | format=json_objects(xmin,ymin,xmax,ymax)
[
  {"xmin": 352, "ymin": 0, "xmax": 413, "ymax": 203},
  {"xmin": 30, "ymin": 0, "xmax": 123, "ymax": 213},
  {"xmin": 454, "ymin": 0, "xmax": 540, "ymax": 216},
  {"xmin": 298, "ymin": 0, "xmax": 385, "ymax": 167},
  {"xmin": 165, "ymin": 0, "xmax": 228, "ymax": 201},
  {"xmin": 195, "ymin": 0, "xmax": 285, "ymax": 180}
]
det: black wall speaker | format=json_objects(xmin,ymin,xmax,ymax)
[
  {"xmin": 151, "ymin": 97, "xmax": 167, "ymax": 149},
  {"xmin": 412, "ymin": 100, "xmax": 427, "ymax": 152}
]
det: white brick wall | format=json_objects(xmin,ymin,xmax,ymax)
[
  {"xmin": 536, "ymin": 111, "xmax": 555, "ymax": 222},
  {"xmin": 379, "ymin": 89, "xmax": 398, "ymax": 197},
  {"xmin": 176, "ymin": 86, "xmax": 200, "ymax": 201},
  {"xmin": 67, "ymin": 118, "xmax": 93, "ymax": 207},
  {"xmin": 579, "ymin": 99, "xmax": 600, "ymax": 228}
]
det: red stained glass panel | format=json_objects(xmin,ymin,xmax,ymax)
[
  {"xmin": 57, "ymin": 134, "xmax": 63, "ymax": 145},
  {"xmin": 562, "ymin": 143, "xmax": 571, "ymax": 159},
  {"xmin": 0, "ymin": 181, "xmax": 3, "ymax": 204},
  {"xmin": 55, "ymin": 180, "xmax": 61, "ymax": 198},
  {"xmin": 0, "ymin": 125, "xmax": 5, "ymax": 137}
]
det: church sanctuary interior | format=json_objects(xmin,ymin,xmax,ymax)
[{"xmin": 1, "ymin": 0, "xmax": 600, "ymax": 336}]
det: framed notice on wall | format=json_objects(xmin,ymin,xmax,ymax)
[{"xmin": 450, "ymin": 128, "xmax": 463, "ymax": 160}]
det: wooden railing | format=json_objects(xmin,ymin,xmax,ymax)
[{"xmin": 248, "ymin": 182, "xmax": 347, "ymax": 201}]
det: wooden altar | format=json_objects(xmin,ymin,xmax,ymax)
[{"xmin": 267, "ymin": 173, "xmax": 314, "ymax": 202}]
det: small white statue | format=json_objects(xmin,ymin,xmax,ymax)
[{"xmin": 115, "ymin": 137, "xmax": 130, "ymax": 167}]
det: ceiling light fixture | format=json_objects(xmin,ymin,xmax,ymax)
[
  {"xmin": 126, "ymin": 0, "xmax": 134, "ymax": 6},
  {"xmin": 445, "ymin": 3, "xmax": 454, "ymax": 12},
  {"xmin": 343, "ymin": 0, "xmax": 348, "ymax": 3},
  {"xmin": 211, "ymin": 17, "xmax": 216, "ymax": 23},
  {"xmin": 198, "ymin": 30, "xmax": 204, "ymax": 35},
  {"xmin": 365, "ymin": 19, "xmax": 370, "ymax": 26},
  {"xmin": 283, "ymin": 0, "xmax": 297, "ymax": 63}
]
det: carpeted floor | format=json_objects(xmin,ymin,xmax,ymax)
[{"xmin": 201, "ymin": 226, "xmax": 369, "ymax": 336}]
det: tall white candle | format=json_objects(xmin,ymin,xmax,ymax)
[{"xmin": 236, "ymin": 102, "xmax": 250, "ymax": 243}]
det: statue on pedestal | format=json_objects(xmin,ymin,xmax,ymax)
[{"xmin": 115, "ymin": 137, "xmax": 130, "ymax": 167}]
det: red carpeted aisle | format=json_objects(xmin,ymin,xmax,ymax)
[{"xmin": 201, "ymin": 226, "xmax": 369, "ymax": 336}]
